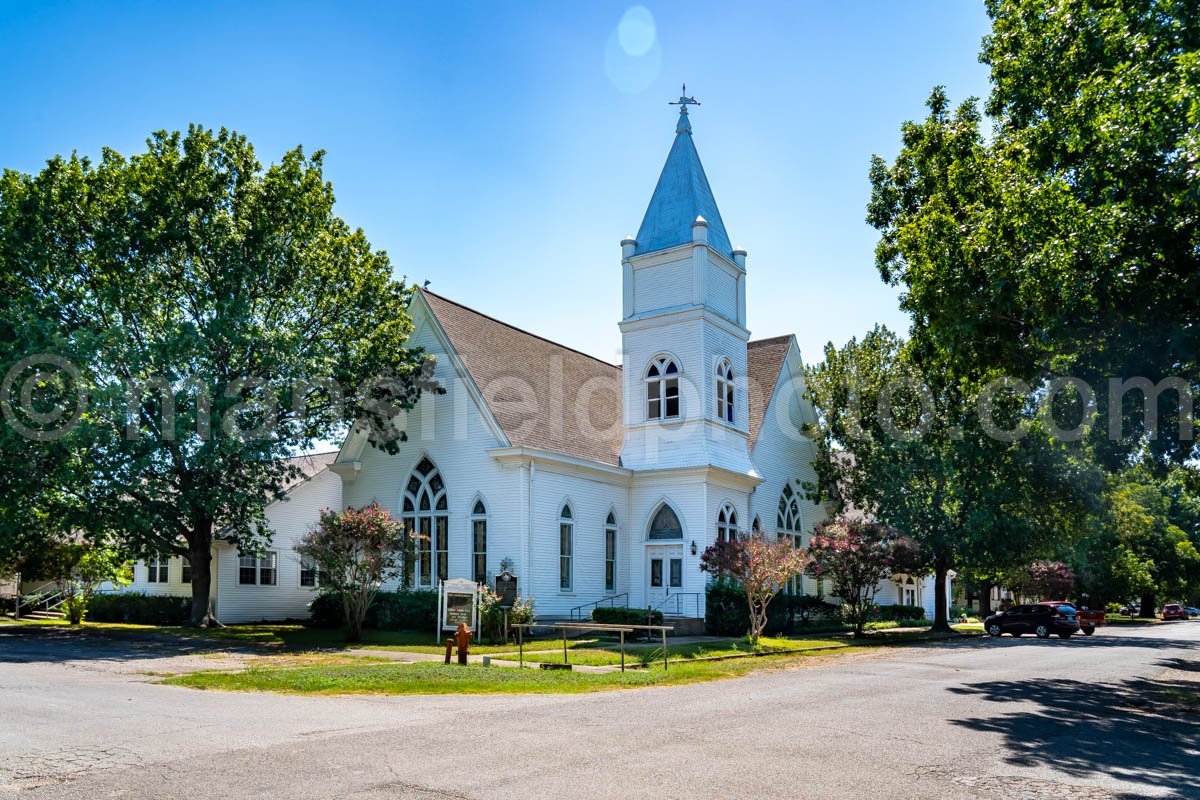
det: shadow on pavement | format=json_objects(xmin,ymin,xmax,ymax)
[
  {"xmin": 0, "ymin": 624, "xmax": 264, "ymax": 665},
  {"xmin": 947, "ymin": 658, "xmax": 1200, "ymax": 798}
]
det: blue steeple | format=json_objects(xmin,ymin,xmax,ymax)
[{"xmin": 634, "ymin": 88, "xmax": 733, "ymax": 258}]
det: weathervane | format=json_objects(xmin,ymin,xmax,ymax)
[{"xmin": 669, "ymin": 84, "xmax": 700, "ymax": 113}]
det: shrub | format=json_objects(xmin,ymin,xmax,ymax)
[
  {"xmin": 309, "ymin": 589, "xmax": 439, "ymax": 632},
  {"xmin": 872, "ymin": 604, "xmax": 928, "ymax": 621},
  {"xmin": 87, "ymin": 592, "xmax": 191, "ymax": 625},
  {"xmin": 705, "ymin": 582, "xmax": 830, "ymax": 636},
  {"xmin": 592, "ymin": 606, "xmax": 663, "ymax": 638},
  {"xmin": 478, "ymin": 587, "xmax": 535, "ymax": 643}
]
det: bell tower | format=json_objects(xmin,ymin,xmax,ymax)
[{"xmin": 618, "ymin": 88, "xmax": 755, "ymax": 476}]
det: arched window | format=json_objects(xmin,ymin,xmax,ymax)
[
  {"xmin": 645, "ymin": 355, "xmax": 680, "ymax": 420},
  {"xmin": 717, "ymin": 503, "xmax": 738, "ymax": 543},
  {"xmin": 403, "ymin": 456, "xmax": 448, "ymax": 588},
  {"xmin": 648, "ymin": 503, "xmax": 683, "ymax": 540},
  {"xmin": 559, "ymin": 504, "xmax": 574, "ymax": 591},
  {"xmin": 715, "ymin": 358, "xmax": 734, "ymax": 423},
  {"xmin": 778, "ymin": 484, "xmax": 805, "ymax": 595},
  {"xmin": 471, "ymin": 499, "xmax": 487, "ymax": 584},
  {"xmin": 604, "ymin": 511, "xmax": 617, "ymax": 592},
  {"xmin": 752, "ymin": 515, "xmax": 762, "ymax": 533}
]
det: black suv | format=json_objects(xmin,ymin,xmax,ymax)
[{"xmin": 985, "ymin": 604, "xmax": 1080, "ymax": 639}]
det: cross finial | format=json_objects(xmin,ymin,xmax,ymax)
[
  {"xmin": 669, "ymin": 84, "xmax": 700, "ymax": 134},
  {"xmin": 669, "ymin": 83, "xmax": 700, "ymax": 112}
]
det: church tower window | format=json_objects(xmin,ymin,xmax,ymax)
[
  {"xmin": 715, "ymin": 358, "xmax": 734, "ymax": 423},
  {"xmin": 645, "ymin": 355, "xmax": 680, "ymax": 420},
  {"xmin": 717, "ymin": 503, "xmax": 738, "ymax": 543}
]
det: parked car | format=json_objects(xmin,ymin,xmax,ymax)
[
  {"xmin": 1118, "ymin": 603, "xmax": 1142, "ymax": 617},
  {"xmin": 1038, "ymin": 601, "xmax": 1104, "ymax": 635},
  {"xmin": 1185, "ymin": 607, "xmax": 1200, "ymax": 618},
  {"xmin": 1161, "ymin": 604, "xmax": 1190, "ymax": 621},
  {"xmin": 985, "ymin": 604, "xmax": 1081, "ymax": 639}
]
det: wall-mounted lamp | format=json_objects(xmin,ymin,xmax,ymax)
[{"xmin": 690, "ymin": 540, "xmax": 697, "ymax": 556}]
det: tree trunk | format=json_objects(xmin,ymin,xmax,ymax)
[
  {"xmin": 931, "ymin": 556, "xmax": 951, "ymax": 632},
  {"xmin": 1139, "ymin": 592, "xmax": 1156, "ymax": 619},
  {"xmin": 187, "ymin": 520, "xmax": 216, "ymax": 627},
  {"xmin": 979, "ymin": 580, "xmax": 994, "ymax": 617}
]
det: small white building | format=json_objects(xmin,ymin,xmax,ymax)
[{"xmin": 126, "ymin": 100, "xmax": 950, "ymax": 624}]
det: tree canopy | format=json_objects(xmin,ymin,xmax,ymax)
[{"xmin": 0, "ymin": 126, "xmax": 437, "ymax": 623}]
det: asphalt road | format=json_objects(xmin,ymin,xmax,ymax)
[{"xmin": 1, "ymin": 622, "xmax": 1198, "ymax": 800}]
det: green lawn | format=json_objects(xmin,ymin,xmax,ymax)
[
  {"xmin": 498, "ymin": 636, "xmax": 845, "ymax": 667},
  {"xmin": 161, "ymin": 646, "xmax": 863, "ymax": 695}
]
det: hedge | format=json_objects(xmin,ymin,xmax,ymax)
[
  {"xmin": 872, "ymin": 604, "xmax": 927, "ymax": 621},
  {"xmin": 705, "ymin": 582, "xmax": 843, "ymax": 636},
  {"xmin": 591, "ymin": 606, "xmax": 663, "ymax": 627},
  {"xmin": 87, "ymin": 593, "xmax": 191, "ymax": 625},
  {"xmin": 309, "ymin": 590, "xmax": 438, "ymax": 631}
]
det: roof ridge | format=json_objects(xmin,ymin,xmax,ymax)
[
  {"xmin": 421, "ymin": 288, "xmax": 621, "ymax": 370},
  {"xmin": 748, "ymin": 334, "xmax": 794, "ymax": 347}
]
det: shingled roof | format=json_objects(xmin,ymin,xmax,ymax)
[
  {"xmin": 422, "ymin": 290, "xmax": 625, "ymax": 465},
  {"xmin": 278, "ymin": 451, "xmax": 338, "ymax": 495},
  {"xmin": 421, "ymin": 290, "xmax": 793, "ymax": 466},
  {"xmin": 746, "ymin": 335, "xmax": 794, "ymax": 447}
]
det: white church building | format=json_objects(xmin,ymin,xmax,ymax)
[{"xmin": 124, "ymin": 98, "xmax": 950, "ymax": 624}]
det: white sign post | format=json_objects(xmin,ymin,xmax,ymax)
[{"xmin": 436, "ymin": 578, "xmax": 479, "ymax": 642}]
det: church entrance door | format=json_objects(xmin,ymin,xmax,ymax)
[{"xmin": 646, "ymin": 544, "xmax": 684, "ymax": 611}]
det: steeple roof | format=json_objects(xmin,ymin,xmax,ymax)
[{"xmin": 634, "ymin": 103, "xmax": 733, "ymax": 258}]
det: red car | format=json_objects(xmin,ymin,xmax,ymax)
[
  {"xmin": 1037, "ymin": 601, "xmax": 1104, "ymax": 635},
  {"xmin": 1162, "ymin": 603, "xmax": 1190, "ymax": 621}
]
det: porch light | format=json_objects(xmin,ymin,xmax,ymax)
[{"xmin": 690, "ymin": 540, "xmax": 697, "ymax": 556}]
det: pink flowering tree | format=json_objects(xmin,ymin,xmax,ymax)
[
  {"xmin": 296, "ymin": 503, "xmax": 413, "ymax": 642},
  {"xmin": 700, "ymin": 534, "xmax": 810, "ymax": 645},
  {"xmin": 1014, "ymin": 560, "xmax": 1076, "ymax": 601},
  {"xmin": 808, "ymin": 517, "xmax": 921, "ymax": 638}
]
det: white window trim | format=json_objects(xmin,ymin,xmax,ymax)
[
  {"xmin": 715, "ymin": 358, "xmax": 735, "ymax": 425},
  {"xmin": 298, "ymin": 553, "xmax": 320, "ymax": 589},
  {"xmin": 238, "ymin": 551, "xmax": 278, "ymax": 587},
  {"xmin": 604, "ymin": 513, "xmax": 618, "ymax": 593},
  {"xmin": 559, "ymin": 504, "xmax": 574, "ymax": 593},
  {"xmin": 644, "ymin": 355, "xmax": 681, "ymax": 421},
  {"xmin": 471, "ymin": 499, "xmax": 488, "ymax": 585},
  {"xmin": 146, "ymin": 556, "xmax": 169, "ymax": 584}
]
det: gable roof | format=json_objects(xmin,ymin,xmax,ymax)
[
  {"xmin": 746, "ymin": 335, "xmax": 795, "ymax": 447},
  {"xmin": 421, "ymin": 290, "xmax": 625, "ymax": 465},
  {"xmin": 279, "ymin": 452, "xmax": 338, "ymax": 495},
  {"xmin": 421, "ymin": 290, "xmax": 796, "ymax": 466},
  {"xmin": 634, "ymin": 112, "xmax": 733, "ymax": 258}
]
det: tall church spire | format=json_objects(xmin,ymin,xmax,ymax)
[{"xmin": 634, "ymin": 86, "xmax": 733, "ymax": 258}]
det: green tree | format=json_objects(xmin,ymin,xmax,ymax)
[
  {"xmin": 0, "ymin": 127, "xmax": 437, "ymax": 625},
  {"xmin": 803, "ymin": 326, "xmax": 1099, "ymax": 631},
  {"xmin": 868, "ymin": 0, "xmax": 1200, "ymax": 467}
]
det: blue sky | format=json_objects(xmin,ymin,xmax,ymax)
[{"xmin": 0, "ymin": 1, "xmax": 993, "ymax": 366}]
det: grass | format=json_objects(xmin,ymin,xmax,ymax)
[
  {"xmin": 500, "ymin": 636, "xmax": 845, "ymax": 667},
  {"xmin": 161, "ymin": 646, "xmax": 863, "ymax": 695}
]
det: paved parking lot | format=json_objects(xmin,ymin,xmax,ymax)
[{"xmin": 2, "ymin": 622, "xmax": 1198, "ymax": 799}]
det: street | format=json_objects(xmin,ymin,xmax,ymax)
[{"xmin": 1, "ymin": 623, "xmax": 1197, "ymax": 799}]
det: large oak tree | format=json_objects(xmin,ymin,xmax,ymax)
[{"xmin": 0, "ymin": 126, "xmax": 435, "ymax": 624}]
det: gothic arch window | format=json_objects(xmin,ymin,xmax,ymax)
[
  {"xmin": 752, "ymin": 515, "xmax": 762, "ymax": 533},
  {"xmin": 402, "ymin": 456, "xmax": 448, "ymax": 589},
  {"xmin": 604, "ymin": 511, "xmax": 618, "ymax": 592},
  {"xmin": 559, "ymin": 503, "xmax": 574, "ymax": 591},
  {"xmin": 647, "ymin": 503, "xmax": 683, "ymax": 540},
  {"xmin": 717, "ymin": 502, "xmax": 738, "ymax": 543},
  {"xmin": 715, "ymin": 358, "xmax": 734, "ymax": 423},
  {"xmin": 471, "ymin": 498, "xmax": 487, "ymax": 584},
  {"xmin": 645, "ymin": 355, "xmax": 680, "ymax": 420},
  {"xmin": 778, "ymin": 484, "xmax": 805, "ymax": 594}
]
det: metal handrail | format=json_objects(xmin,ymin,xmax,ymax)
[
  {"xmin": 16, "ymin": 588, "xmax": 67, "ymax": 617},
  {"xmin": 568, "ymin": 592, "xmax": 629, "ymax": 621},
  {"xmin": 651, "ymin": 592, "xmax": 702, "ymax": 618}
]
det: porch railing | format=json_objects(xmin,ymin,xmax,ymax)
[
  {"xmin": 651, "ymin": 592, "xmax": 702, "ymax": 618},
  {"xmin": 569, "ymin": 592, "xmax": 629, "ymax": 621}
]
